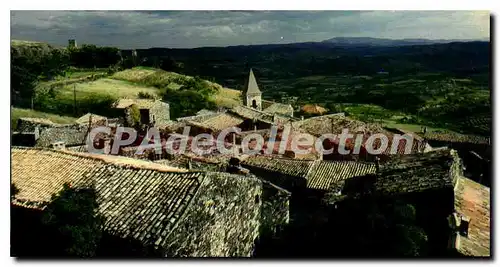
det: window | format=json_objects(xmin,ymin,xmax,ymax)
[
  {"xmin": 255, "ymin": 194, "xmax": 260, "ymax": 204},
  {"xmin": 252, "ymin": 99, "xmax": 257, "ymax": 109}
]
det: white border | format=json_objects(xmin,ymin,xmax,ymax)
[{"xmin": 2, "ymin": 1, "xmax": 498, "ymax": 266}]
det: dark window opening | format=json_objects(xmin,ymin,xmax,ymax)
[{"xmin": 140, "ymin": 109, "xmax": 150, "ymax": 124}]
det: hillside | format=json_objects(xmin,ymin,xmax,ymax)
[
  {"xmin": 127, "ymin": 41, "xmax": 490, "ymax": 136},
  {"xmin": 30, "ymin": 66, "xmax": 241, "ymax": 119},
  {"xmin": 109, "ymin": 67, "xmax": 241, "ymax": 108}
]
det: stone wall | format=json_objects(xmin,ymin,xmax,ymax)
[
  {"xmin": 163, "ymin": 172, "xmax": 262, "ymax": 257},
  {"xmin": 258, "ymin": 181, "xmax": 290, "ymax": 238},
  {"xmin": 151, "ymin": 101, "xmax": 170, "ymax": 125}
]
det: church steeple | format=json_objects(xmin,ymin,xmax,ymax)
[{"xmin": 243, "ymin": 68, "xmax": 262, "ymax": 110}]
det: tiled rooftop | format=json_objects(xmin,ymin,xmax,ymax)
[
  {"xmin": 196, "ymin": 113, "xmax": 245, "ymax": 132},
  {"xmin": 11, "ymin": 147, "xmax": 206, "ymax": 248},
  {"xmin": 242, "ymin": 156, "xmax": 315, "ymax": 178},
  {"xmin": 423, "ymin": 131, "xmax": 490, "ymax": 145},
  {"xmin": 75, "ymin": 113, "xmax": 108, "ymax": 125},
  {"xmin": 229, "ymin": 105, "xmax": 274, "ymax": 123},
  {"xmin": 307, "ymin": 161, "xmax": 376, "ymax": 190},
  {"xmin": 263, "ymin": 102, "xmax": 294, "ymax": 117},
  {"xmin": 113, "ymin": 98, "xmax": 158, "ymax": 109},
  {"xmin": 241, "ymin": 155, "xmax": 376, "ymax": 191},
  {"xmin": 373, "ymin": 149, "xmax": 460, "ymax": 195},
  {"xmin": 453, "ymin": 176, "xmax": 490, "ymax": 257}
]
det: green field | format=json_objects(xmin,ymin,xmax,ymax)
[{"xmin": 56, "ymin": 78, "xmax": 160, "ymax": 99}]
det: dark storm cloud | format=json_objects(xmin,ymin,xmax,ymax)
[{"xmin": 10, "ymin": 11, "xmax": 490, "ymax": 49}]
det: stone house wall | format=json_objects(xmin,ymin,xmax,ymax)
[{"xmin": 162, "ymin": 173, "xmax": 263, "ymax": 257}]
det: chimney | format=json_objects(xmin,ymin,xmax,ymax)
[
  {"xmin": 187, "ymin": 159, "xmax": 192, "ymax": 170},
  {"xmin": 103, "ymin": 139, "xmax": 111, "ymax": 154},
  {"xmin": 301, "ymin": 116, "xmax": 304, "ymax": 121},
  {"xmin": 375, "ymin": 156, "xmax": 380, "ymax": 173},
  {"xmin": 254, "ymin": 125, "xmax": 257, "ymax": 132},
  {"xmin": 232, "ymin": 133, "xmax": 238, "ymax": 156},
  {"xmin": 459, "ymin": 215, "xmax": 470, "ymax": 237},
  {"xmin": 51, "ymin": 142, "xmax": 66, "ymax": 150}
]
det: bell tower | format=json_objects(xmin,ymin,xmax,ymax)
[{"xmin": 243, "ymin": 68, "xmax": 262, "ymax": 110}]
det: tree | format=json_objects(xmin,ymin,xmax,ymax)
[{"xmin": 41, "ymin": 183, "xmax": 104, "ymax": 257}]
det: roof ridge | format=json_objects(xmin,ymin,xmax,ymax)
[{"xmin": 12, "ymin": 146, "xmax": 190, "ymax": 174}]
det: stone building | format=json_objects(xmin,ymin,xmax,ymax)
[
  {"xmin": 323, "ymin": 149, "xmax": 490, "ymax": 257},
  {"xmin": 113, "ymin": 99, "xmax": 170, "ymax": 127},
  {"xmin": 11, "ymin": 147, "xmax": 290, "ymax": 257},
  {"xmin": 243, "ymin": 69, "xmax": 262, "ymax": 110},
  {"xmin": 68, "ymin": 39, "xmax": 77, "ymax": 49}
]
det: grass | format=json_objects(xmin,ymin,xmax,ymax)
[
  {"xmin": 56, "ymin": 78, "xmax": 160, "ymax": 99},
  {"xmin": 111, "ymin": 67, "xmax": 242, "ymax": 108},
  {"xmin": 212, "ymin": 87, "xmax": 242, "ymax": 108},
  {"xmin": 110, "ymin": 67, "xmax": 159, "ymax": 82},
  {"xmin": 11, "ymin": 107, "xmax": 77, "ymax": 129}
]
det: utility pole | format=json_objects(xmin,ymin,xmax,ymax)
[{"xmin": 73, "ymin": 84, "xmax": 77, "ymax": 116}]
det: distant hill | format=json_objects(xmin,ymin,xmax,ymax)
[{"xmin": 321, "ymin": 37, "xmax": 486, "ymax": 47}]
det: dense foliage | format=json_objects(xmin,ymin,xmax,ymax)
[
  {"xmin": 160, "ymin": 76, "xmax": 218, "ymax": 118},
  {"xmin": 11, "ymin": 44, "xmax": 69, "ymax": 107}
]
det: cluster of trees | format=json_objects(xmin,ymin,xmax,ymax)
[
  {"xmin": 68, "ymin": 44, "xmax": 121, "ymax": 69},
  {"xmin": 160, "ymin": 76, "xmax": 218, "ymax": 118},
  {"xmin": 11, "ymin": 45, "xmax": 69, "ymax": 107},
  {"xmin": 11, "ymin": 43, "xmax": 122, "ymax": 109}
]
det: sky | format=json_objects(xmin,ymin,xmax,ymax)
[{"xmin": 10, "ymin": 11, "xmax": 490, "ymax": 49}]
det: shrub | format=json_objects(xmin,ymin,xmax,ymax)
[{"xmin": 137, "ymin": 91, "xmax": 156, "ymax": 99}]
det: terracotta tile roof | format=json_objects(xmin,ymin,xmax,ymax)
[
  {"xmin": 229, "ymin": 105, "xmax": 274, "ymax": 123},
  {"xmin": 263, "ymin": 102, "xmax": 294, "ymax": 116},
  {"xmin": 373, "ymin": 149, "xmax": 460, "ymax": 195},
  {"xmin": 196, "ymin": 113, "xmax": 245, "ymax": 132},
  {"xmin": 75, "ymin": 113, "xmax": 108, "ymax": 125},
  {"xmin": 453, "ymin": 176, "xmax": 490, "ymax": 257},
  {"xmin": 89, "ymin": 165, "xmax": 201, "ymax": 247},
  {"xmin": 293, "ymin": 115, "xmax": 425, "ymax": 157},
  {"xmin": 155, "ymin": 155, "xmax": 227, "ymax": 172},
  {"xmin": 242, "ymin": 156, "xmax": 315, "ymax": 178},
  {"xmin": 307, "ymin": 161, "xmax": 376, "ymax": 190},
  {"xmin": 261, "ymin": 100, "xmax": 275, "ymax": 110},
  {"xmin": 177, "ymin": 112, "xmax": 221, "ymax": 123},
  {"xmin": 241, "ymin": 155, "xmax": 375, "ymax": 191},
  {"xmin": 301, "ymin": 104, "xmax": 328, "ymax": 115},
  {"xmin": 11, "ymin": 147, "xmax": 202, "ymax": 248},
  {"xmin": 292, "ymin": 113, "xmax": 363, "ymax": 136},
  {"xmin": 196, "ymin": 109, "xmax": 217, "ymax": 116},
  {"xmin": 113, "ymin": 98, "xmax": 157, "ymax": 109},
  {"xmin": 423, "ymin": 131, "xmax": 490, "ymax": 145},
  {"xmin": 325, "ymin": 149, "xmax": 463, "ymax": 204}
]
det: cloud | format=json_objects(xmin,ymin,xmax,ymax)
[{"xmin": 10, "ymin": 11, "xmax": 490, "ymax": 49}]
